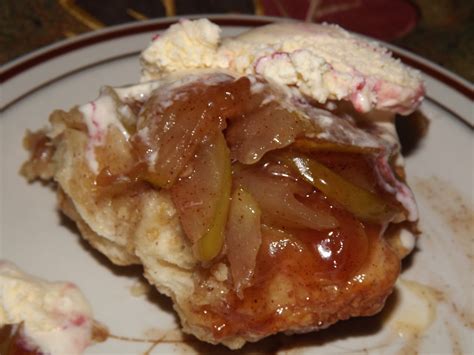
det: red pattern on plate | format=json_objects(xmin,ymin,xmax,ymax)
[{"xmin": 261, "ymin": 0, "xmax": 419, "ymax": 40}]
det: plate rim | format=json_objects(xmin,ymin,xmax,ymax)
[{"xmin": 1, "ymin": 14, "xmax": 472, "ymax": 128}]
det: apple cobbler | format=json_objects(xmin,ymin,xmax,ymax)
[{"xmin": 21, "ymin": 70, "xmax": 420, "ymax": 349}]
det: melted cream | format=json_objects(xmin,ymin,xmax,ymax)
[
  {"xmin": 129, "ymin": 280, "xmax": 151, "ymax": 297},
  {"xmin": 389, "ymin": 279, "xmax": 444, "ymax": 348},
  {"xmin": 0, "ymin": 261, "xmax": 94, "ymax": 355},
  {"xmin": 369, "ymin": 120, "xmax": 418, "ymax": 221},
  {"xmin": 116, "ymin": 70, "xmax": 236, "ymax": 103},
  {"xmin": 114, "ymin": 81, "xmax": 163, "ymax": 102},
  {"xmin": 399, "ymin": 228, "xmax": 416, "ymax": 251},
  {"xmin": 374, "ymin": 153, "xmax": 418, "ymax": 222},
  {"xmin": 79, "ymin": 92, "xmax": 130, "ymax": 173},
  {"xmin": 296, "ymin": 99, "xmax": 383, "ymax": 149}
]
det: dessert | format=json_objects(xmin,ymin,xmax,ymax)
[
  {"xmin": 20, "ymin": 19, "xmax": 424, "ymax": 349},
  {"xmin": 0, "ymin": 261, "xmax": 98, "ymax": 355}
]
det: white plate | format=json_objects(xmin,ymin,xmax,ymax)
[{"xmin": 1, "ymin": 15, "xmax": 473, "ymax": 354}]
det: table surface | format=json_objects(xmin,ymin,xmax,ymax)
[{"xmin": 1, "ymin": 0, "xmax": 473, "ymax": 82}]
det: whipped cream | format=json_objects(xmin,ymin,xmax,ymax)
[
  {"xmin": 0, "ymin": 261, "xmax": 94, "ymax": 355},
  {"xmin": 79, "ymin": 88, "xmax": 131, "ymax": 174},
  {"xmin": 140, "ymin": 19, "xmax": 424, "ymax": 115},
  {"xmin": 140, "ymin": 19, "xmax": 227, "ymax": 80}
]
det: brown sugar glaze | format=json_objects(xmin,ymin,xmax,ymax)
[{"xmin": 193, "ymin": 219, "xmax": 390, "ymax": 340}]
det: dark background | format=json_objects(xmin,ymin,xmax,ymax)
[{"xmin": 1, "ymin": 0, "xmax": 472, "ymax": 82}]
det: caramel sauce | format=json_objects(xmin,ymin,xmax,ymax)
[
  {"xmin": 194, "ymin": 220, "xmax": 382, "ymax": 340},
  {"xmin": 28, "ymin": 134, "xmax": 53, "ymax": 163},
  {"xmin": 91, "ymin": 320, "xmax": 109, "ymax": 344},
  {"xmin": 289, "ymin": 214, "xmax": 370, "ymax": 281},
  {"xmin": 95, "ymin": 163, "xmax": 151, "ymax": 197},
  {"xmin": 20, "ymin": 130, "xmax": 55, "ymax": 181}
]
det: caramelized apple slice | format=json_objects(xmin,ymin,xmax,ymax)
[
  {"xmin": 280, "ymin": 152, "xmax": 399, "ymax": 223},
  {"xmin": 304, "ymin": 151, "xmax": 378, "ymax": 193},
  {"xmin": 293, "ymin": 137, "xmax": 381, "ymax": 155},
  {"xmin": 234, "ymin": 164, "xmax": 337, "ymax": 230},
  {"xmin": 171, "ymin": 131, "xmax": 232, "ymax": 262},
  {"xmin": 226, "ymin": 188, "xmax": 262, "ymax": 295},
  {"xmin": 226, "ymin": 102, "xmax": 309, "ymax": 164},
  {"xmin": 134, "ymin": 75, "xmax": 249, "ymax": 188}
]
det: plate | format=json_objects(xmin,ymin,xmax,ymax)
[{"xmin": 1, "ymin": 15, "xmax": 473, "ymax": 354}]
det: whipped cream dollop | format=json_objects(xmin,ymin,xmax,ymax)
[
  {"xmin": 140, "ymin": 19, "xmax": 424, "ymax": 115},
  {"xmin": 140, "ymin": 19, "xmax": 227, "ymax": 80},
  {"xmin": 0, "ymin": 261, "xmax": 94, "ymax": 355}
]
